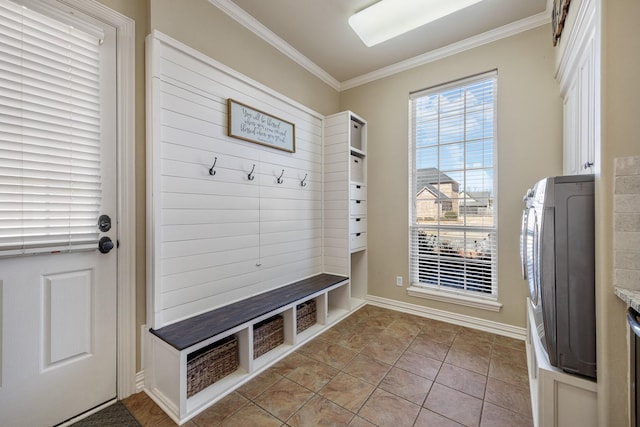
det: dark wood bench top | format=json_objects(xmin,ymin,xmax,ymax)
[{"xmin": 150, "ymin": 273, "xmax": 349, "ymax": 351}]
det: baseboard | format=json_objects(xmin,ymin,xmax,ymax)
[
  {"xmin": 135, "ymin": 370, "xmax": 145, "ymax": 393},
  {"xmin": 136, "ymin": 323, "xmax": 146, "ymax": 393},
  {"xmin": 366, "ymin": 295, "xmax": 527, "ymax": 340}
]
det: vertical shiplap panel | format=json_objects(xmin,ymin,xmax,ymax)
[
  {"xmin": 148, "ymin": 34, "xmax": 324, "ymax": 327},
  {"xmin": 323, "ymin": 113, "xmax": 350, "ymax": 276}
]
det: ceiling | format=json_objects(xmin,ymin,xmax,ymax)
[{"xmin": 211, "ymin": 0, "xmax": 551, "ymax": 90}]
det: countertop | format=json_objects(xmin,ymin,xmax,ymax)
[{"xmin": 614, "ymin": 287, "xmax": 640, "ymax": 312}]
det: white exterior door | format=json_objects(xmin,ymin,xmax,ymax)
[{"xmin": 0, "ymin": 1, "xmax": 118, "ymax": 425}]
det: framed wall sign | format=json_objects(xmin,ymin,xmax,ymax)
[{"xmin": 227, "ymin": 99, "xmax": 295, "ymax": 153}]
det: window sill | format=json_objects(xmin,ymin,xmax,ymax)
[{"xmin": 407, "ymin": 286, "xmax": 502, "ymax": 312}]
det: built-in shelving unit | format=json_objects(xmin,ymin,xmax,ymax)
[
  {"xmin": 145, "ymin": 274, "xmax": 350, "ymax": 424},
  {"xmin": 324, "ymin": 111, "xmax": 368, "ymax": 307}
]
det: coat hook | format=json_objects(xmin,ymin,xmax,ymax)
[
  {"xmin": 248, "ymin": 164, "xmax": 256, "ymax": 181},
  {"xmin": 300, "ymin": 173, "xmax": 307, "ymax": 187},
  {"xmin": 277, "ymin": 169, "xmax": 285, "ymax": 184},
  {"xmin": 208, "ymin": 157, "xmax": 217, "ymax": 176}
]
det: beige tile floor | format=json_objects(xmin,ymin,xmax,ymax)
[{"xmin": 123, "ymin": 305, "xmax": 533, "ymax": 427}]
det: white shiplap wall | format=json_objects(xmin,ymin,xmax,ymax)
[
  {"xmin": 147, "ymin": 32, "xmax": 324, "ymax": 328},
  {"xmin": 322, "ymin": 112, "xmax": 350, "ymax": 277}
]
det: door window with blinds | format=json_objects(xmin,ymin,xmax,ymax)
[
  {"xmin": 0, "ymin": 0, "xmax": 103, "ymax": 256},
  {"xmin": 409, "ymin": 72, "xmax": 497, "ymax": 298}
]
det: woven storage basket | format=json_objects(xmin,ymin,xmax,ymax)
[
  {"xmin": 253, "ymin": 315, "xmax": 284, "ymax": 359},
  {"xmin": 296, "ymin": 300, "xmax": 316, "ymax": 333},
  {"xmin": 186, "ymin": 335, "xmax": 238, "ymax": 398}
]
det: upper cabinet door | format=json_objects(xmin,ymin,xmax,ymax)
[{"xmin": 558, "ymin": 0, "xmax": 599, "ymax": 176}]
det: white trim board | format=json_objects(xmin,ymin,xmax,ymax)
[
  {"xmin": 209, "ymin": 0, "xmax": 551, "ymax": 91},
  {"xmin": 136, "ymin": 370, "xmax": 145, "ymax": 393},
  {"xmin": 406, "ymin": 286, "xmax": 503, "ymax": 313},
  {"xmin": 366, "ymin": 295, "xmax": 527, "ymax": 341},
  {"xmin": 56, "ymin": 0, "xmax": 137, "ymax": 400}
]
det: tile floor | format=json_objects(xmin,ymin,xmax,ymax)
[{"xmin": 123, "ymin": 305, "xmax": 533, "ymax": 427}]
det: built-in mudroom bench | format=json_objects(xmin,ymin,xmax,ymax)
[
  {"xmin": 145, "ymin": 273, "xmax": 351, "ymax": 423},
  {"xmin": 144, "ymin": 32, "xmax": 368, "ymax": 424}
]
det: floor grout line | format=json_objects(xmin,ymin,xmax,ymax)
[{"xmin": 122, "ymin": 306, "xmax": 532, "ymax": 427}]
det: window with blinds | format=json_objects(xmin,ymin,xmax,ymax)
[
  {"xmin": 409, "ymin": 72, "xmax": 497, "ymax": 297},
  {"xmin": 0, "ymin": 0, "xmax": 103, "ymax": 257}
]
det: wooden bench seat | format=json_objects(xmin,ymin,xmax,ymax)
[{"xmin": 150, "ymin": 273, "xmax": 348, "ymax": 351}]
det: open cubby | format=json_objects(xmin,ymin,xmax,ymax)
[{"xmin": 327, "ymin": 284, "xmax": 351, "ymax": 325}]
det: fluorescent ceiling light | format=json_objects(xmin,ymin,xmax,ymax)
[{"xmin": 349, "ymin": 0, "xmax": 483, "ymax": 47}]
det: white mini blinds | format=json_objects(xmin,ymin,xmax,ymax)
[
  {"xmin": 409, "ymin": 72, "xmax": 498, "ymax": 297},
  {"xmin": 0, "ymin": 0, "xmax": 103, "ymax": 256}
]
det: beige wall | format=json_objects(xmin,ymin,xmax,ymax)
[
  {"xmin": 149, "ymin": 0, "xmax": 340, "ymax": 116},
  {"xmin": 339, "ymin": 25, "xmax": 562, "ymax": 328},
  {"xmin": 598, "ymin": 0, "xmax": 640, "ymax": 425}
]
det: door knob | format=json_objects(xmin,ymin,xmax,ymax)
[
  {"xmin": 98, "ymin": 236, "xmax": 114, "ymax": 254},
  {"xmin": 98, "ymin": 214, "xmax": 112, "ymax": 232}
]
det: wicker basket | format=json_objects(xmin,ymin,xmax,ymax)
[
  {"xmin": 296, "ymin": 300, "xmax": 316, "ymax": 333},
  {"xmin": 253, "ymin": 315, "xmax": 284, "ymax": 359},
  {"xmin": 186, "ymin": 335, "xmax": 238, "ymax": 398}
]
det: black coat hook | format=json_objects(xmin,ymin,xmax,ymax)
[
  {"xmin": 300, "ymin": 173, "xmax": 307, "ymax": 187},
  {"xmin": 248, "ymin": 164, "xmax": 256, "ymax": 181},
  {"xmin": 208, "ymin": 157, "xmax": 217, "ymax": 176},
  {"xmin": 277, "ymin": 169, "xmax": 284, "ymax": 184}
]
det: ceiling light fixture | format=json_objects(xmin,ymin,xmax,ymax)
[{"xmin": 349, "ymin": 0, "xmax": 483, "ymax": 47}]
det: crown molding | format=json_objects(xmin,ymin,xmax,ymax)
[
  {"xmin": 341, "ymin": 10, "xmax": 551, "ymax": 90},
  {"xmin": 554, "ymin": 0, "xmax": 595, "ymax": 93},
  {"xmin": 208, "ymin": 0, "xmax": 341, "ymax": 91},
  {"xmin": 209, "ymin": 0, "xmax": 551, "ymax": 92}
]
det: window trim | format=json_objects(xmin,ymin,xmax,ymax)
[
  {"xmin": 408, "ymin": 71, "xmax": 499, "ymax": 307},
  {"xmin": 407, "ymin": 285, "xmax": 502, "ymax": 312}
]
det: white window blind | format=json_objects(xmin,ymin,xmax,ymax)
[
  {"xmin": 0, "ymin": 0, "xmax": 103, "ymax": 257},
  {"xmin": 409, "ymin": 72, "xmax": 498, "ymax": 297}
]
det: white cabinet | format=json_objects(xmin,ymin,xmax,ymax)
[
  {"xmin": 324, "ymin": 111, "xmax": 368, "ymax": 304},
  {"xmin": 525, "ymin": 299, "xmax": 597, "ymax": 427},
  {"xmin": 562, "ymin": 35, "xmax": 596, "ymax": 175},
  {"xmin": 558, "ymin": 0, "xmax": 598, "ymax": 175}
]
